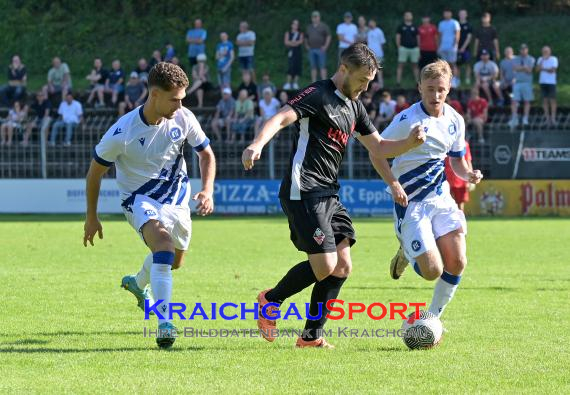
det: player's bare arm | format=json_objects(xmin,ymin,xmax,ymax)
[
  {"xmin": 193, "ymin": 145, "xmax": 216, "ymax": 216},
  {"xmin": 450, "ymin": 156, "xmax": 483, "ymax": 184},
  {"xmin": 241, "ymin": 105, "xmax": 298, "ymax": 170},
  {"xmin": 84, "ymin": 159, "xmax": 110, "ymax": 247}
]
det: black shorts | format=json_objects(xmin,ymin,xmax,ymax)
[
  {"xmin": 457, "ymin": 50, "xmax": 471, "ymax": 65},
  {"xmin": 280, "ymin": 195, "xmax": 356, "ymax": 254},
  {"xmin": 540, "ymin": 84, "xmax": 556, "ymax": 99}
]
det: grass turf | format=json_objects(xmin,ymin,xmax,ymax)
[{"xmin": 0, "ymin": 215, "xmax": 568, "ymax": 393}]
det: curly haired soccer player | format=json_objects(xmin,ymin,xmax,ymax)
[
  {"xmin": 372, "ymin": 59, "xmax": 483, "ymax": 321},
  {"xmin": 242, "ymin": 43, "xmax": 426, "ymax": 348},
  {"xmin": 83, "ymin": 62, "xmax": 216, "ymax": 349}
]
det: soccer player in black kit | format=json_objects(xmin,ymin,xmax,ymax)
[{"xmin": 242, "ymin": 43, "xmax": 425, "ymax": 348}]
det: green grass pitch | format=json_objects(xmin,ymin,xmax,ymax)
[{"xmin": 0, "ymin": 215, "xmax": 568, "ymax": 393}]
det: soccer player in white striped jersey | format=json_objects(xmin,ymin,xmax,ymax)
[
  {"xmin": 371, "ymin": 60, "xmax": 482, "ymax": 319},
  {"xmin": 83, "ymin": 62, "xmax": 216, "ymax": 349}
]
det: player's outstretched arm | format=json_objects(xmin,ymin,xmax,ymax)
[
  {"xmin": 450, "ymin": 156, "xmax": 483, "ymax": 184},
  {"xmin": 194, "ymin": 145, "xmax": 216, "ymax": 216},
  {"xmin": 84, "ymin": 159, "xmax": 110, "ymax": 247},
  {"xmin": 242, "ymin": 105, "xmax": 298, "ymax": 170}
]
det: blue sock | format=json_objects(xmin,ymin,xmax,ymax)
[
  {"xmin": 428, "ymin": 270, "xmax": 462, "ymax": 317},
  {"xmin": 413, "ymin": 262, "xmax": 423, "ymax": 277}
]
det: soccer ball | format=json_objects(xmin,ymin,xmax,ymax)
[{"xmin": 401, "ymin": 310, "xmax": 443, "ymax": 350}]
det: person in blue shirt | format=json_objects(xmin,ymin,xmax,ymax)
[
  {"xmin": 186, "ymin": 18, "xmax": 207, "ymax": 67},
  {"xmin": 215, "ymin": 32, "xmax": 235, "ymax": 89}
]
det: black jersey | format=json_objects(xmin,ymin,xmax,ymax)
[{"xmin": 279, "ymin": 79, "xmax": 377, "ymax": 200}]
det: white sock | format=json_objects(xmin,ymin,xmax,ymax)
[
  {"xmin": 135, "ymin": 253, "xmax": 153, "ymax": 289},
  {"xmin": 428, "ymin": 271, "xmax": 461, "ymax": 318},
  {"xmin": 150, "ymin": 252, "xmax": 174, "ymax": 325}
]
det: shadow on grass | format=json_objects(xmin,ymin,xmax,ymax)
[
  {"xmin": 0, "ymin": 345, "xmax": 205, "ymax": 353},
  {"xmin": 2, "ymin": 339, "xmax": 50, "ymax": 345}
]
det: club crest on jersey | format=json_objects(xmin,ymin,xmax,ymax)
[
  {"xmin": 448, "ymin": 123, "xmax": 457, "ymax": 135},
  {"xmin": 411, "ymin": 240, "xmax": 422, "ymax": 252},
  {"xmin": 144, "ymin": 209, "xmax": 157, "ymax": 217},
  {"xmin": 313, "ymin": 228, "xmax": 325, "ymax": 245},
  {"xmin": 169, "ymin": 127, "xmax": 182, "ymax": 142}
]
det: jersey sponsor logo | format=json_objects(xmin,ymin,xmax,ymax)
[
  {"xmin": 327, "ymin": 127, "xmax": 349, "ymax": 150},
  {"xmin": 448, "ymin": 123, "xmax": 457, "ymax": 135},
  {"xmin": 287, "ymin": 86, "xmax": 317, "ymax": 106},
  {"xmin": 313, "ymin": 228, "xmax": 326, "ymax": 245},
  {"xmin": 411, "ymin": 240, "xmax": 422, "ymax": 252},
  {"xmin": 139, "ymin": 137, "xmax": 146, "ymax": 146},
  {"xmin": 169, "ymin": 127, "xmax": 183, "ymax": 142},
  {"xmin": 113, "ymin": 127, "xmax": 122, "ymax": 135}
]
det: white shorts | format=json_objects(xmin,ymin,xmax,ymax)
[
  {"xmin": 393, "ymin": 192, "xmax": 466, "ymax": 262},
  {"xmin": 123, "ymin": 194, "xmax": 192, "ymax": 250}
]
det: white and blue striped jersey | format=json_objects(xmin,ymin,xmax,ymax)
[
  {"xmin": 93, "ymin": 105, "xmax": 210, "ymax": 211},
  {"xmin": 380, "ymin": 101, "xmax": 465, "ymax": 202}
]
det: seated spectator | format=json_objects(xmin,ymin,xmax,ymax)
[
  {"xmin": 231, "ymin": 89, "xmax": 254, "ymax": 143},
  {"xmin": 186, "ymin": 54, "xmax": 211, "ymax": 108},
  {"xmin": 44, "ymin": 57, "xmax": 72, "ymax": 101},
  {"xmin": 374, "ymin": 91, "xmax": 396, "ymax": 129},
  {"xmin": 211, "ymin": 87, "xmax": 235, "ymax": 141},
  {"xmin": 216, "ymin": 32, "xmax": 235, "ymax": 89},
  {"xmin": 49, "ymin": 93, "xmax": 83, "ymax": 147},
  {"xmin": 361, "ymin": 93, "xmax": 376, "ymax": 120},
  {"xmin": 22, "ymin": 91, "xmax": 52, "ymax": 147},
  {"xmin": 257, "ymin": 72, "xmax": 276, "ymax": 99},
  {"xmin": 86, "ymin": 58, "xmax": 108, "ymax": 108},
  {"xmin": 149, "ymin": 50, "xmax": 162, "ymax": 68},
  {"xmin": 446, "ymin": 93, "xmax": 464, "ymax": 115},
  {"xmin": 499, "ymin": 47, "xmax": 515, "ymax": 104},
  {"xmin": 467, "ymin": 89, "xmax": 488, "ymax": 143},
  {"xmin": 170, "ymin": 56, "xmax": 185, "ymax": 72},
  {"xmin": 284, "ymin": 19, "xmax": 304, "ymax": 90},
  {"xmin": 135, "ymin": 58, "xmax": 151, "ymax": 84},
  {"xmin": 255, "ymin": 88, "xmax": 280, "ymax": 136},
  {"xmin": 395, "ymin": 94, "xmax": 410, "ymax": 114},
  {"xmin": 237, "ymin": 71, "xmax": 258, "ymax": 102},
  {"xmin": 103, "ymin": 60, "xmax": 125, "ymax": 106},
  {"xmin": 164, "ymin": 41, "xmax": 176, "ymax": 62},
  {"xmin": 278, "ymin": 90, "xmax": 289, "ymax": 106},
  {"xmin": 473, "ymin": 49, "xmax": 503, "ymax": 105},
  {"xmin": 118, "ymin": 72, "xmax": 147, "ymax": 116},
  {"xmin": 0, "ymin": 101, "xmax": 27, "ymax": 147},
  {"xmin": 0, "ymin": 55, "xmax": 27, "ymax": 106}
]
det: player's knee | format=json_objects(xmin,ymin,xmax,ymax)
[
  {"xmin": 416, "ymin": 254, "xmax": 443, "ymax": 281},
  {"xmin": 332, "ymin": 257, "xmax": 352, "ymax": 278},
  {"xmin": 422, "ymin": 265, "xmax": 443, "ymax": 281}
]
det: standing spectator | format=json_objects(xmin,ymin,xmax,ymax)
[
  {"xmin": 211, "ymin": 87, "xmax": 235, "ymax": 141},
  {"xmin": 236, "ymin": 21, "xmax": 257, "ymax": 80},
  {"xmin": 237, "ymin": 71, "xmax": 258, "ymax": 102},
  {"xmin": 103, "ymin": 59, "xmax": 125, "ymax": 106},
  {"xmin": 305, "ymin": 10, "xmax": 331, "ymax": 82},
  {"xmin": 135, "ymin": 58, "xmax": 151, "ymax": 84},
  {"xmin": 231, "ymin": 89, "xmax": 254, "ymax": 143},
  {"xmin": 395, "ymin": 94, "xmax": 410, "ymax": 114},
  {"xmin": 355, "ymin": 15, "xmax": 368, "ymax": 44},
  {"xmin": 255, "ymin": 88, "xmax": 280, "ymax": 136},
  {"xmin": 186, "ymin": 54, "xmax": 211, "ymax": 108},
  {"xmin": 215, "ymin": 32, "xmax": 235, "ymax": 89},
  {"xmin": 473, "ymin": 49, "xmax": 503, "ymax": 105},
  {"xmin": 148, "ymin": 50, "xmax": 162, "ymax": 69},
  {"xmin": 49, "ymin": 93, "xmax": 82, "ymax": 147},
  {"xmin": 508, "ymin": 44, "xmax": 535, "ymax": 129},
  {"xmin": 44, "ymin": 57, "xmax": 71, "ymax": 101},
  {"xmin": 473, "ymin": 12, "xmax": 499, "ymax": 61},
  {"xmin": 536, "ymin": 46, "xmax": 558, "ymax": 127},
  {"xmin": 186, "ymin": 18, "xmax": 207, "ymax": 67},
  {"xmin": 257, "ymin": 72, "xmax": 276, "ymax": 98},
  {"xmin": 22, "ymin": 91, "xmax": 51, "ymax": 146},
  {"xmin": 0, "ymin": 55, "xmax": 27, "ymax": 106},
  {"xmin": 467, "ymin": 89, "xmax": 488, "ymax": 143},
  {"xmin": 278, "ymin": 90, "xmax": 289, "ymax": 106},
  {"xmin": 0, "ymin": 101, "xmax": 27, "ymax": 146},
  {"xmin": 374, "ymin": 91, "xmax": 396, "ymax": 129},
  {"xmin": 438, "ymin": 9, "xmax": 460, "ymax": 85},
  {"xmin": 118, "ymin": 72, "xmax": 147, "ymax": 116},
  {"xmin": 86, "ymin": 58, "xmax": 108, "ymax": 108},
  {"xmin": 445, "ymin": 141, "xmax": 473, "ymax": 211},
  {"xmin": 457, "ymin": 9, "xmax": 473, "ymax": 85},
  {"xmin": 336, "ymin": 12, "xmax": 358, "ymax": 60},
  {"xmin": 499, "ymin": 47, "xmax": 515, "ymax": 103},
  {"xmin": 367, "ymin": 18, "xmax": 386, "ymax": 88},
  {"xmin": 284, "ymin": 19, "xmax": 304, "ymax": 90},
  {"xmin": 396, "ymin": 11, "xmax": 419, "ymax": 86},
  {"xmin": 164, "ymin": 41, "xmax": 176, "ymax": 62},
  {"xmin": 418, "ymin": 16, "xmax": 438, "ymax": 70}
]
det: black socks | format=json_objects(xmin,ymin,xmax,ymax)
[
  {"xmin": 303, "ymin": 275, "xmax": 347, "ymax": 340},
  {"xmin": 265, "ymin": 261, "xmax": 317, "ymax": 304}
]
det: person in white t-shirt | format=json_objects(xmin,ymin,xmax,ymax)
[
  {"xmin": 535, "ymin": 46, "xmax": 559, "ymax": 127},
  {"xmin": 49, "ymin": 92, "xmax": 83, "ymax": 147},
  {"xmin": 255, "ymin": 88, "xmax": 281, "ymax": 136},
  {"xmin": 336, "ymin": 12, "xmax": 358, "ymax": 59},
  {"xmin": 367, "ymin": 18, "xmax": 386, "ymax": 88},
  {"xmin": 375, "ymin": 91, "xmax": 396, "ymax": 129}
]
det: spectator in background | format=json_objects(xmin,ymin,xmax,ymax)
[
  {"xmin": 499, "ymin": 46, "xmax": 515, "ymax": 103},
  {"xmin": 44, "ymin": 57, "xmax": 71, "ymax": 101},
  {"xmin": 49, "ymin": 92, "xmax": 82, "ymax": 147},
  {"xmin": 237, "ymin": 71, "xmax": 258, "ymax": 102},
  {"xmin": 361, "ymin": 93, "xmax": 376, "ymax": 120},
  {"xmin": 0, "ymin": 100, "xmax": 27, "ymax": 146},
  {"xmin": 356, "ymin": 15, "xmax": 368, "ymax": 44},
  {"xmin": 186, "ymin": 54, "xmax": 211, "ymax": 108},
  {"xmin": 418, "ymin": 16, "xmax": 438, "ymax": 70},
  {"xmin": 118, "ymin": 72, "xmax": 147, "ymax": 116},
  {"xmin": 305, "ymin": 10, "xmax": 331, "ymax": 82},
  {"xmin": 374, "ymin": 91, "xmax": 396, "ymax": 129},
  {"xmin": 284, "ymin": 19, "xmax": 304, "ymax": 90},
  {"xmin": 467, "ymin": 89, "xmax": 488, "ymax": 143},
  {"xmin": 473, "ymin": 49, "xmax": 503, "ymax": 105},
  {"xmin": 473, "ymin": 12, "xmax": 499, "ymax": 61},
  {"xmin": 445, "ymin": 141, "xmax": 473, "ymax": 211},
  {"xmin": 236, "ymin": 21, "xmax": 257, "ymax": 80},
  {"xmin": 337, "ymin": 12, "xmax": 358, "ymax": 60},
  {"xmin": 508, "ymin": 44, "xmax": 535, "ymax": 129},
  {"xmin": 278, "ymin": 90, "xmax": 289, "ymax": 106},
  {"xmin": 135, "ymin": 58, "xmax": 151, "ymax": 84},
  {"xmin": 536, "ymin": 45, "xmax": 558, "ymax": 127},
  {"xmin": 367, "ymin": 18, "xmax": 386, "ymax": 88},
  {"xmin": 396, "ymin": 11, "xmax": 419, "ymax": 86},
  {"xmin": 170, "ymin": 56, "xmax": 185, "ymax": 72},
  {"xmin": 0, "ymin": 55, "xmax": 27, "ymax": 106},
  {"xmin": 395, "ymin": 94, "xmax": 410, "ymax": 114},
  {"xmin": 231, "ymin": 88, "xmax": 254, "ymax": 143},
  {"xmin": 446, "ymin": 93, "xmax": 464, "ymax": 115},
  {"xmin": 255, "ymin": 87, "xmax": 280, "ymax": 136},
  {"xmin": 438, "ymin": 9, "xmax": 460, "ymax": 86},
  {"xmin": 216, "ymin": 32, "xmax": 235, "ymax": 89},
  {"xmin": 149, "ymin": 50, "xmax": 162, "ymax": 69},
  {"xmin": 211, "ymin": 87, "xmax": 235, "ymax": 141},
  {"xmin": 103, "ymin": 59, "xmax": 124, "ymax": 106},
  {"xmin": 164, "ymin": 41, "xmax": 176, "ymax": 62},
  {"xmin": 186, "ymin": 18, "xmax": 207, "ymax": 67},
  {"xmin": 457, "ymin": 9, "xmax": 473, "ymax": 85},
  {"xmin": 257, "ymin": 72, "xmax": 276, "ymax": 98},
  {"xmin": 86, "ymin": 58, "xmax": 108, "ymax": 108},
  {"xmin": 22, "ymin": 91, "xmax": 51, "ymax": 147}
]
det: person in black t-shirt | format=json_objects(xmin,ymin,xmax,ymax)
[
  {"xmin": 457, "ymin": 10, "xmax": 473, "ymax": 85},
  {"xmin": 241, "ymin": 43, "xmax": 425, "ymax": 349},
  {"xmin": 0, "ymin": 55, "xmax": 27, "ymax": 106},
  {"xmin": 86, "ymin": 58, "xmax": 109, "ymax": 108},
  {"xmin": 22, "ymin": 91, "xmax": 52, "ymax": 146},
  {"xmin": 396, "ymin": 11, "xmax": 420, "ymax": 86},
  {"xmin": 473, "ymin": 12, "xmax": 500, "ymax": 61}
]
